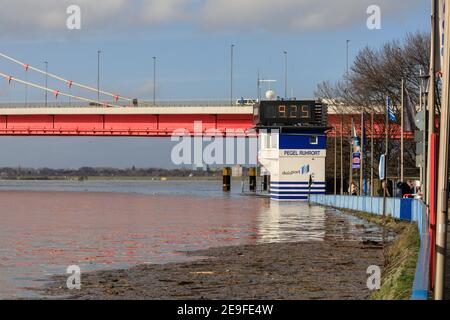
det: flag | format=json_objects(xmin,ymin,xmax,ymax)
[
  {"xmin": 403, "ymin": 88, "xmax": 416, "ymax": 132},
  {"xmin": 350, "ymin": 117, "xmax": 362, "ymax": 152},
  {"xmin": 360, "ymin": 112, "xmax": 365, "ymax": 151},
  {"xmin": 362, "ymin": 119, "xmax": 367, "ymax": 147},
  {"xmin": 386, "ymin": 96, "xmax": 396, "ymax": 122},
  {"xmin": 351, "ymin": 117, "xmax": 357, "ymax": 139}
]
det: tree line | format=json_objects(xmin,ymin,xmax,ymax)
[{"xmin": 0, "ymin": 166, "xmax": 219, "ymax": 179}]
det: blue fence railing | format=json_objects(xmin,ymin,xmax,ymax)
[{"xmin": 310, "ymin": 195, "xmax": 429, "ymax": 300}]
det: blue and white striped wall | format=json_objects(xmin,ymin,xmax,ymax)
[{"xmin": 270, "ymin": 181, "xmax": 326, "ymax": 201}]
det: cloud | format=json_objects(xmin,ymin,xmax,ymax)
[
  {"xmin": 140, "ymin": 0, "xmax": 192, "ymax": 25},
  {"xmin": 0, "ymin": 0, "xmax": 423, "ymax": 38},
  {"xmin": 198, "ymin": 0, "xmax": 423, "ymax": 32},
  {"xmin": 0, "ymin": 0, "xmax": 129, "ymax": 37}
]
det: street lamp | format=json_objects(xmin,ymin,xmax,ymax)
[
  {"xmin": 45, "ymin": 61, "xmax": 48, "ymax": 107},
  {"xmin": 230, "ymin": 44, "xmax": 235, "ymax": 106},
  {"xmin": 97, "ymin": 50, "xmax": 101, "ymax": 102},
  {"xmin": 418, "ymin": 69, "xmax": 430, "ymax": 198},
  {"xmin": 283, "ymin": 51, "xmax": 288, "ymax": 99},
  {"xmin": 153, "ymin": 56, "xmax": 156, "ymax": 105}
]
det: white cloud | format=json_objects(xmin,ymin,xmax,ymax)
[
  {"xmin": 0, "ymin": 0, "xmax": 129, "ymax": 36},
  {"xmin": 198, "ymin": 0, "xmax": 423, "ymax": 32},
  {"xmin": 0, "ymin": 0, "xmax": 423, "ymax": 38},
  {"xmin": 140, "ymin": 0, "xmax": 191, "ymax": 24}
]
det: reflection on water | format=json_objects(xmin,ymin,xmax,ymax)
[
  {"xmin": 257, "ymin": 202, "xmax": 326, "ymax": 243},
  {"xmin": 0, "ymin": 180, "xmax": 387, "ymax": 299},
  {"xmin": 257, "ymin": 202, "xmax": 392, "ymax": 244}
]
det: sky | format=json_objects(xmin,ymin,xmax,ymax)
[{"xmin": 0, "ymin": 0, "xmax": 431, "ymax": 169}]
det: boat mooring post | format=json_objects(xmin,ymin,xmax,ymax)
[
  {"xmin": 308, "ymin": 174, "xmax": 313, "ymax": 207},
  {"xmin": 223, "ymin": 167, "xmax": 231, "ymax": 192},
  {"xmin": 249, "ymin": 167, "xmax": 257, "ymax": 192},
  {"xmin": 262, "ymin": 174, "xmax": 269, "ymax": 192}
]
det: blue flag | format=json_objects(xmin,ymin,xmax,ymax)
[{"xmin": 386, "ymin": 96, "xmax": 396, "ymax": 122}]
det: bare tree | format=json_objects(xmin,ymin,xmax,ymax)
[{"xmin": 317, "ymin": 32, "xmax": 430, "ymax": 188}]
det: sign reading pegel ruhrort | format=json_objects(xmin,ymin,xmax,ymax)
[
  {"xmin": 253, "ymin": 100, "xmax": 327, "ymax": 127},
  {"xmin": 280, "ymin": 150, "xmax": 326, "ymax": 157}
]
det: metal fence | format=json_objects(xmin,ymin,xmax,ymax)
[
  {"xmin": 0, "ymin": 100, "xmax": 237, "ymax": 108},
  {"xmin": 310, "ymin": 195, "xmax": 430, "ymax": 300}
]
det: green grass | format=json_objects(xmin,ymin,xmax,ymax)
[{"xmin": 372, "ymin": 223, "xmax": 420, "ymax": 300}]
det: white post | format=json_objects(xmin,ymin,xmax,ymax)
[{"xmin": 434, "ymin": 0, "xmax": 450, "ymax": 300}]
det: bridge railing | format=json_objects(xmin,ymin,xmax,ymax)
[
  {"xmin": 310, "ymin": 195, "xmax": 430, "ymax": 300},
  {"xmin": 0, "ymin": 100, "xmax": 242, "ymax": 108}
]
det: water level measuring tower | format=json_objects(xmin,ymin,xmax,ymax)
[{"xmin": 254, "ymin": 100, "xmax": 329, "ymax": 201}]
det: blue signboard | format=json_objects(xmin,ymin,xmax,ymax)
[{"xmin": 352, "ymin": 152, "xmax": 361, "ymax": 169}]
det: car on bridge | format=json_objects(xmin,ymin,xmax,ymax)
[{"xmin": 236, "ymin": 98, "xmax": 257, "ymax": 106}]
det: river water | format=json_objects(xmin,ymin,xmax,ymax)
[{"xmin": 0, "ymin": 180, "xmax": 385, "ymax": 299}]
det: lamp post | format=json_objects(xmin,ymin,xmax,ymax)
[
  {"xmin": 283, "ymin": 51, "xmax": 288, "ymax": 99},
  {"xmin": 341, "ymin": 40, "xmax": 350, "ymax": 195},
  {"xmin": 45, "ymin": 61, "xmax": 48, "ymax": 107},
  {"xmin": 230, "ymin": 44, "xmax": 235, "ymax": 106},
  {"xmin": 97, "ymin": 50, "xmax": 101, "ymax": 102},
  {"xmin": 153, "ymin": 56, "xmax": 156, "ymax": 106},
  {"xmin": 418, "ymin": 70, "xmax": 430, "ymax": 199}
]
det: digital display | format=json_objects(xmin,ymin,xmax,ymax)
[
  {"xmin": 254, "ymin": 100, "xmax": 325, "ymax": 127},
  {"xmin": 269, "ymin": 104, "xmax": 313, "ymax": 120}
]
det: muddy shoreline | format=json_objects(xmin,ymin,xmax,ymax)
[{"xmin": 39, "ymin": 238, "xmax": 385, "ymax": 300}]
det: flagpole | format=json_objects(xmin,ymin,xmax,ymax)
[
  {"xmin": 349, "ymin": 117, "xmax": 354, "ymax": 194},
  {"xmin": 371, "ymin": 105, "xmax": 375, "ymax": 197},
  {"xmin": 383, "ymin": 98, "xmax": 390, "ymax": 218},
  {"xmin": 341, "ymin": 113, "xmax": 344, "ymax": 195},
  {"xmin": 360, "ymin": 110, "xmax": 364, "ymax": 196},
  {"xmin": 334, "ymin": 127, "xmax": 337, "ymax": 195},
  {"xmin": 434, "ymin": 0, "xmax": 449, "ymax": 301},
  {"xmin": 401, "ymin": 78, "xmax": 405, "ymax": 183}
]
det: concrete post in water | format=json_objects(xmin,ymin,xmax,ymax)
[
  {"xmin": 262, "ymin": 174, "xmax": 270, "ymax": 192},
  {"xmin": 223, "ymin": 167, "xmax": 231, "ymax": 192},
  {"xmin": 249, "ymin": 167, "xmax": 257, "ymax": 192}
]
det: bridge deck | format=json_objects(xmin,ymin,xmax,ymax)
[{"xmin": 0, "ymin": 106, "xmax": 255, "ymax": 137}]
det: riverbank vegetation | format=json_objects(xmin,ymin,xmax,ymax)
[{"xmin": 0, "ymin": 166, "xmax": 224, "ymax": 181}]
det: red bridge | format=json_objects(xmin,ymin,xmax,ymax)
[
  {"xmin": 0, "ymin": 106, "xmax": 410, "ymax": 138},
  {"xmin": 0, "ymin": 106, "xmax": 254, "ymax": 137}
]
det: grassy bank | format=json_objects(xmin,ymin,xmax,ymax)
[
  {"xmin": 339, "ymin": 209, "xmax": 420, "ymax": 300},
  {"xmin": 372, "ymin": 222, "xmax": 420, "ymax": 300}
]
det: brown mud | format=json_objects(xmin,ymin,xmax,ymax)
[{"xmin": 38, "ymin": 209, "xmax": 389, "ymax": 300}]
